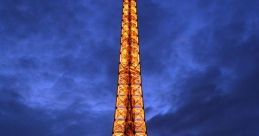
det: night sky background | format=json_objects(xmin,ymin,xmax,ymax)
[{"xmin": 0, "ymin": 0, "xmax": 259, "ymax": 136}]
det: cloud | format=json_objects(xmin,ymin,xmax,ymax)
[
  {"xmin": 0, "ymin": 0, "xmax": 119, "ymax": 135},
  {"xmin": 0, "ymin": 0, "xmax": 259, "ymax": 135},
  {"xmin": 0, "ymin": 90, "xmax": 113, "ymax": 136},
  {"xmin": 144, "ymin": 0, "xmax": 259, "ymax": 135}
]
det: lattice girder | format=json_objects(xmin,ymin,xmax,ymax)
[{"xmin": 113, "ymin": 0, "xmax": 147, "ymax": 136}]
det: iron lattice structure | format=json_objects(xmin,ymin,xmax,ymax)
[{"xmin": 112, "ymin": 0, "xmax": 147, "ymax": 136}]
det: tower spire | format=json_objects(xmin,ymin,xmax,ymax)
[{"xmin": 112, "ymin": 0, "xmax": 148, "ymax": 136}]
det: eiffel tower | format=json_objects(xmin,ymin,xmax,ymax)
[{"xmin": 112, "ymin": 0, "xmax": 148, "ymax": 136}]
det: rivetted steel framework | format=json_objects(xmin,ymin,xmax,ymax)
[{"xmin": 112, "ymin": 0, "xmax": 147, "ymax": 136}]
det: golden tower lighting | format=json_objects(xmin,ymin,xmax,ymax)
[{"xmin": 112, "ymin": 0, "xmax": 148, "ymax": 135}]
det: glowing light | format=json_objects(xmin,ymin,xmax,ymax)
[{"xmin": 112, "ymin": 0, "xmax": 148, "ymax": 135}]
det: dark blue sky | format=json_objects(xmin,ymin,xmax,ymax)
[{"xmin": 0, "ymin": 0, "xmax": 259, "ymax": 135}]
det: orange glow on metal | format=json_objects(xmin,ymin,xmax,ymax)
[{"xmin": 112, "ymin": 0, "xmax": 147, "ymax": 136}]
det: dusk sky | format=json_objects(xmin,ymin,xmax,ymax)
[{"xmin": 1, "ymin": 0, "xmax": 259, "ymax": 136}]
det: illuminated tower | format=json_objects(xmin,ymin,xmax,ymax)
[{"xmin": 112, "ymin": 0, "xmax": 147, "ymax": 136}]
